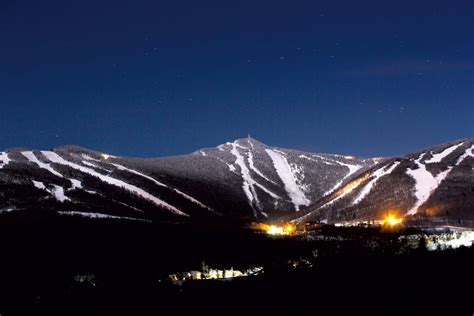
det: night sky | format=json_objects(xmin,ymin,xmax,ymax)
[{"xmin": 1, "ymin": 0, "xmax": 473, "ymax": 158}]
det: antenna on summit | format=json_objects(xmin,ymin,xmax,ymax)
[{"xmin": 248, "ymin": 133, "xmax": 251, "ymax": 139}]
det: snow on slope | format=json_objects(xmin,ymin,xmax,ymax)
[
  {"xmin": 406, "ymin": 153, "xmax": 452, "ymax": 215},
  {"xmin": 32, "ymin": 180, "xmax": 70, "ymax": 202},
  {"xmin": 23, "ymin": 151, "xmax": 83, "ymax": 191},
  {"xmin": 22, "ymin": 151, "xmax": 64, "ymax": 178},
  {"xmin": 51, "ymin": 185, "xmax": 70, "ymax": 202},
  {"xmin": 229, "ymin": 143, "xmax": 258, "ymax": 212},
  {"xmin": 265, "ymin": 149, "xmax": 310, "ymax": 211},
  {"xmin": 57, "ymin": 211, "xmax": 150, "ymax": 222},
  {"xmin": 425, "ymin": 142, "xmax": 464, "ymax": 164},
  {"xmin": 248, "ymin": 151, "xmax": 276, "ymax": 184},
  {"xmin": 352, "ymin": 161, "xmax": 400, "ymax": 205},
  {"xmin": 111, "ymin": 162, "xmax": 168, "ymax": 187},
  {"xmin": 70, "ymin": 179, "xmax": 82, "ymax": 190},
  {"xmin": 323, "ymin": 160, "xmax": 362, "ymax": 196},
  {"xmin": 110, "ymin": 162, "xmax": 215, "ymax": 212},
  {"xmin": 82, "ymin": 160, "xmax": 99, "ymax": 168},
  {"xmin": 41, "ymin": 151, "xmax": 188, "ymax": 216},
  {"xmin": 32, "ymin": 180, "xmax": 46, "ymax": 190},
  {"xmin": 456, "ymin": 144, "xmax": 474, "ymax": 165},
  {"xmin": 299, "ymin": 155, "xmax": 333, "ymax": 166},
  {"xmin": 0, "ymin": 152, "xmax": 10, "ymax": 169},
  {"xmin": 230, "ymin": 142, "xmax": 281, "ymax": 216}
]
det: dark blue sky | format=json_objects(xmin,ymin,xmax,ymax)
[{"xmin": 1, "ymin": 0, "xmax": 473, "ymax": 157}]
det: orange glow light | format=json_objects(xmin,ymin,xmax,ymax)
[
  {"xmin": 253, "ymin": 223, "xmax": 296, "ymax": 236},
  {"xmin": 383, "ymin": 214, "xmax": 403, "ymax": 226}
]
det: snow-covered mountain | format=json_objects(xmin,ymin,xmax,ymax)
[
  {"xmin": 291, "ymin": 139, "xmax": 474, "ymax": 225},
  {"xmin": 0, "ymin": 138, "xmax": 375, "ymax": 221},
  {"xmin": 1, "ymin": 137, "xmax": 473, "ymax": 225}
]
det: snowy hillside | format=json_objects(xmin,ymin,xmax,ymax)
[
  {"xmin": 1, "ymin": 137, "xmax": 473, "ymax": 225},
  {"xmin": 0, "ymin": 138, "xmax": 374, "ymax": 221},
  {"xmin": 292, "ymin": 139, "xmax": 474, "ymax": 225}
]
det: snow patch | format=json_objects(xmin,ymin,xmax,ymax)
[
  {"xmin": 82, "ymin": 154, "xmax": 101, "ymax": 162},
  {"xmin": 265, "ymin": 149, "xmax": 310, "ymax": 211},
  {"xmin": 51, "ymin": 185, "xmax": 70, "ymax": 202},
  {"xmin": 299, "ymin": 155, "xmax": 315, "ymax": 162},
  {"xmin": 32, "ymin": 180, "xmax": 46, "ymax": 190},
  {"xmin": 0, "ymin": 152, "xmax": 11, "ymax": 169},
  {"xmin": 70, "ymin": 179, "xmax": 82, "ymax": 190},
  {"xmin": 82, "ymin": 160, "xmax": 102, "ymax": 168}
]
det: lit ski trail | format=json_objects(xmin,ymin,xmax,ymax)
[
  {"xmin": 22, "ymin": 151, "xmax": 64, "ymax": 178},
  {"xmin": 40, "ymin": 151, "xmax": 187, "ymax": 216},
  {"xmin": 265, "ymin": 149, "xmax": 310, "ymax": 211},
  {"xmin": 318, "ymin": 174, "xmax": 369, "ymax": 210},
  {"xmin": 57, "ymin": 211, "xmax": 150, "ymax": 222},
  {"xmin": 229, "ymin": 142, "xmax": 282, "ymax": 216},
  {"xmin": 425, "ymin": 142, "xmax": 464, "ymax": 163},
  {"xmin": 352, "ymin": 161, "xmax": 400, "ymax": 205},
  {"xmin": 323, "ymin": 160, "xmax": 362, "ymax": 196},
  {"xmin": 406, "ymin": 153, "xmax": 452, "ymax": 215},
  {"xmin": 247, "ymin": 151, "xmax": 276, "ymax": 184},
  {"xmin": 84, "ymin": 155, "xmax": 214, "ymax": 212},
  {"xmin": 22, "ymin": 151, "xmax": 84, "ymax": 191},
  {"xmin": 230, "ymin": 142, "xmax": 260, "ymax": 216},
  {"xmin": 110, "ymin": 162, "xmax": 216, "ymax": 213}
]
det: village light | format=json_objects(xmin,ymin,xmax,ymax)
[
  {"xmin": 260, "ymin": 223, "xmax": 296, "ymax": 236},
  {"xmin": 267, "ymin": 225, "xmax": 285, "ymax": 235},
  {"xmin": 383, "ymin": 214, "xmax": 403, "ymax": 226}
]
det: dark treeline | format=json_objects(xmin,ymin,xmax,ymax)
[{"xmin": 0, "ymin": 213, "xmax": 473, "ymax": 315}]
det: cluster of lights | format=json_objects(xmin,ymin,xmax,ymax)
[
  {"xmin": 382, "ymin": 214, "xmax": 403, "ymax": 227},
  {"xmin": 256, "ymin": 223, "xmax": 296, "ymax": 236}
]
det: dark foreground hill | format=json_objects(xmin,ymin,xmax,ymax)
[{"xmin": 0, "ymin": 216, "xmax": 472, "ymax": 315}]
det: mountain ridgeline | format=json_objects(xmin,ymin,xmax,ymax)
[{"xmin": 0, "ymin": 137, "xmax": 473, "ymax": 225}]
